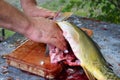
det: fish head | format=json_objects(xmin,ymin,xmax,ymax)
[{"xmin": 57, "ymin": 21, "xmax": 82, "ymax": 61}]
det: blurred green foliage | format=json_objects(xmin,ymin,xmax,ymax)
[
  {"xmin": 0, "ymin": 28, "xmax": 15, "ymax": 39},
  {"xmin": 41, "ymin": 0, "xmax": 120, "ymax": 24}
]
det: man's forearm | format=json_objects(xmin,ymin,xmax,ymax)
[
  {"xmin": 20, "ymin": 0, "xmax": 37, "ymax": 10},
  {"xmin": 0, "ymin": 0, "xmax": 31, "ymax": 35}
]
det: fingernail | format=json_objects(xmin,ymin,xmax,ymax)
[{"xmin": 64, "ymin": 50, "xmax": 69, "ymax": 53}]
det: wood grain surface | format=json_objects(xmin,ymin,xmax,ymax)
[{"xmin": 6, "ymin": 40, "xmax": 62, "ymax": 79}]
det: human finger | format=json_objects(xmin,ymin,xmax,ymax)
[{"xmin": 48, "ymin": 37, "xmax": 67, "ymax": 51}]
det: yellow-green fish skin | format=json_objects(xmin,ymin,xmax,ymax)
[{"xmin": 57, "ymin": 21, "xmax": 120, "ymax": 80}]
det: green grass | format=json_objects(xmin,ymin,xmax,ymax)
[
  {"xmin": 0, "ymin": 29, "xmax": 15, "ymax": 39},
  {"xmin": 39, "ymin": 0, "xmax": 66, "ymax": 11},
  {"xmin": 5, "ymin": 30, "xmax": 15, "ymax": 39}
]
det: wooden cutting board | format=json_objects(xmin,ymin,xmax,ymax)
[{"xmin": 6, "ymin": 40, "xmax": 62, "ymax": 79}]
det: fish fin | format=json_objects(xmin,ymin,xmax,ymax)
[
  {"xmin": 81, "ymin": 28, "xmax": 93, "ymax": 37},
  {"xmin": 82, "ymin": 67, "xmax": 96, "ymax": 80}
]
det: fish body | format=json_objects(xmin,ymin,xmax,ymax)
[{"xmin": 57, "ymin": 21, "xmax": 120, "ymax": 80}]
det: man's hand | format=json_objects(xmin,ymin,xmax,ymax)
[
  {"xmin": 20, "ymin": 0, "xmax": 55, "ymax": 18},
  {"xmin": 0, "ymin": 0, "xmax": 67, "ymax": 51},
  {"xmin": 25, "ymin": 17, "xmax": 67, "ymax": 50}
]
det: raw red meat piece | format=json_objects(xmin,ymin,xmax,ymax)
[
  {"xmin": 55, "ymin": 66, "xmax": 89, "ymax": 80},
  {"xmin": 49, "ymin": 44, "xmax": 80, "ymax": 66}
]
